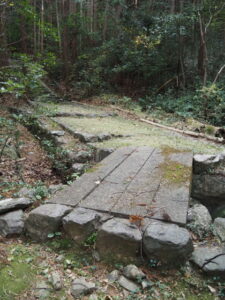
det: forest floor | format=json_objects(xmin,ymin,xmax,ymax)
[{"xmin": 0, "ymin": 95, "xmax": 224, "ymax": 300}]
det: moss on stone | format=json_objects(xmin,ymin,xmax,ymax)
[{"xmin": 160, "ymin": 160, "xmax": 191, "ymax": 185}]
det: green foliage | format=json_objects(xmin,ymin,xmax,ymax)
[
  {"xmin": 0, "ymin": 54, "xmax": 46, "ymax": 98},
  {"xmin": 33, "ymin": 182, "xmax": 49, "ymax": 200}
]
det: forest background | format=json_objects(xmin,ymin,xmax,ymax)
[{"xmin": 1, "ymin": 0, "xmax": 225, "ymax": 126}]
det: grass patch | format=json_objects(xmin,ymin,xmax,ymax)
[
  {"xmin": 54, "ymin": 116, "xmax": 223, "ymax": 154},
  {"xmin": 0, "ymin": 245, "xmax": 37, "ymax": 300}
]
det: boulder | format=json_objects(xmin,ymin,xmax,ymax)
[
  {"xmin": 143, "ymin": 220, "xmax": 193, "ymax": 265},
  {"xmin": 49, "ymin": 184, "xmax": 67, "ymax": 195},
  {"xmin": 214, "ymin": 218, "xmax": 225, "ymax": 242},
  {"xmin": 71, "ymin": 278, "xmax": 96, "ymax": 298},
  {"xmin": 96, "ymin": 218, "xmax": 142, "ymax": 261},
  {"xmin": 63, "ymin": 207, "xmax": 101, "ymax": 243},
  {"xmin": 187, "ymin": 204, "xmax": 212, "ymax": 234},
  {"xmin": 192, "ymin": 153, "xmax": 225, "ymax": 206},
  {"xmin": 191, "ymin": 246, "xmax": 225, "ymax": 273},
  {"xmin": 0, "ymin": 210, "xmax": 24, "ymax": 237},
  {"xmin": 0, "ymin": 197, "xmax": 33, "ymax": 214},
  {"xmin": 25, "ymin": 204, "xmax": 72, "ymax": 241},
  {"xmin": 118, "ymin": 276, "xmax": 140, "ymax": 292}
]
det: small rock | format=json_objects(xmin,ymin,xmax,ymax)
[
  {"xmin": 0, "ymin": 210, "xmax": 24, "ymax": 237},
  {"xmin": 25, "ymin": 204, "xmax": 72, "ymax": 241},
  {"xmin": 123, "ymin": 265, "xmax": 145, "ymax": 281},
  {"xmin": 118, "ymin": 276, "xmax": 140, "ymax": 292},
  {"xmin": 70, "ymin": 151, "xmax": 92, "ymax": 163},
  {"xmin": 187, "ymin": 204, "xmax": 212, "ymax": 233},
  {"xmin": 88, "ymin": 294, "xmax": 98, "ymax": 300},
  {"xmin": 141, "ymin": 280, "xmax": 152, "ymax": 289},
  {"xmin": 143, "ymin": 220, "xmax": 193, "ymax": 265},
  {"xmin": 56, "ymin": 254, "xmax": 65, "ymax": 263},
  {"xmin": 0, "ymin": 197, "xmax": 33, "ymax": 214},
  {"xmin": 35, "ymin": 281, "xmax": 51, "ymax": 299},
  {"xmin": 213, "ymin": 218, "xmax": 225, "ymax": 241},
  {"xmin": 17, "ymin": 187, "xmax": 34, "ymax": 198},
  {"xmin": 191, "ymin": 246, "xmax": 225, "ymax": 273},
  {"xmin": 107, "ymin": 270, "xmax": 120, "ymax": 283},
  {"xmin": 51, "ymin": 130, "xmax": 65, "ymax": 137},
  {"xmin": 49, "ymin": 271, "xmax": 62, "ymax": 290},
  {"xmin": 71, "ymin": 163, "xmax": 86, "ymax": 173},
  {"xmin": 71, "ymin": 277, "xmax": 96, "ymax": 298}
]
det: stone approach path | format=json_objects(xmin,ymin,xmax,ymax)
[{"xmin": 47, "ymin": 146, "xmax": 192, "ymax": 225}]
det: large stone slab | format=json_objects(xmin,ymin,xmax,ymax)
[
  {"xmin": 25, "ymin": 204, "xmax": 72, "ymax": 241},
  {"xmin": 46, "ymin": 147, "xmax": 136, "ymax": 206},
  {"xmin": 47, "ymin": 147, "xmax": 193, "ymax": 225}
]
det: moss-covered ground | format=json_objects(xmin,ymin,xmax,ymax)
[{"xmin": 53, "ymin": 115, "xmax": 223, "ymax": 154}]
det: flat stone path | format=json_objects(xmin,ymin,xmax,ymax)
[{"xmin": 47, "ymin": 147, "xmax": 193, "ymax": 225}]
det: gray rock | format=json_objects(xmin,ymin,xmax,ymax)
[
  {"xmin": 98, "ymin": 133, "xmax": 112, "ymax": 142},
  {"xmin": 95, "ymin": 148, "xmax": 114, "ymax": 162},
  {"xmin": 55, "ymin": 136, "xmax": 68, "ymax": 145},
  {"xmin": 25, "ymin": 204, "xmax": 72, "ymax": 241},
  {"xmin": 49, "ymin": 271, "xmax": 62, "ymax": 290},
  {"xmin": 71, "ymin": 163, "xmax": 86, "ymax": 173},
  {"xmin": 0, "ymin": 197, "xmax": 33, "ymax": 214},
  {"xmin": 118, "ymin": 276, "xmax": 140, "ymax": 292},
  {"xmin": 75, "ymin": 132, "xmax": 99, "ymax": 143},
  {"xmin": 88, "ymin": 294, "xmax": 98, "ymax": 300},
  {"xmin": 191, "ymin": 246, "xmax": 225, "ymax": 273},
  {"xmin": 141, "ymin": 280, "xmax": 152, "ymax": 289},
  {"xmin": 193, "ymin": 154, "xmax": 221, "ymax": 174},
  {"xmin": 56, "ymin": 254, "xmax": 65, "ymax": 263},
  {"xmin": 192, "ymin": 153, "xmax": 225, "ymax": 205},
  {"xmin": 17, "ymin": 187, "xmax": 34, "ymax": 198},
  {"xmin": 35, "ymin": 281, "xmax": 51, "ymax": 299},
  {"xmin": 214, "ymin": 218, "xmax": 225, "ymax": 241},
  {"xmin": 123, "ymin": 265, "xmax": 145, "ymax": 280},
  {"xmin": 187, "ymin": 204, "xmax": 212, "ymax": 233},
  {"xmin": 143, "ymin": 220, "xmax": 193, "ymax": 265},
  {"xmin": 71, "ymin": 277, "xmax": 96, "ymax": 298},
  {"xmin": 50, "ymin": 130, "xmax": 65, "ymax": 137},
  {"xmin": 63, "ymin": 207, "xmax": 101, "ymax": 243},
  {"xmin": 192, "ymin": 175, "xmax": 225, "ymax": 206},
  {"xmin": 96, "ymin": 218, "xmax": 142, "ymax": 261},
  {"xmin": 107, "ymin": 270, "xmax": 120, "ymax": 283},
  {"xmin": 0, "ymin": 210, "xmax": 24, "ymax": 237},
  {"xmin": 92, "ymin": 250, "xmax": 100, "ymax": 262},
  {"xmin": 70, "ymin": 151, "xmax": 92, "ymax": 163}
]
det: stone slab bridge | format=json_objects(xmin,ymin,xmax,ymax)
[{"xmin": 25, "ymin": 147, "xmax": 194, "ymax": 265}]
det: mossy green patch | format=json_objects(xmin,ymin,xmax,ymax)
[
  {"xmin": 0, "ymin": 245, "xmax": 37, "ymax": 300},
  {"xmin": 160, "ymin": 160, "xmax": 191, "ymax": 185}
]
